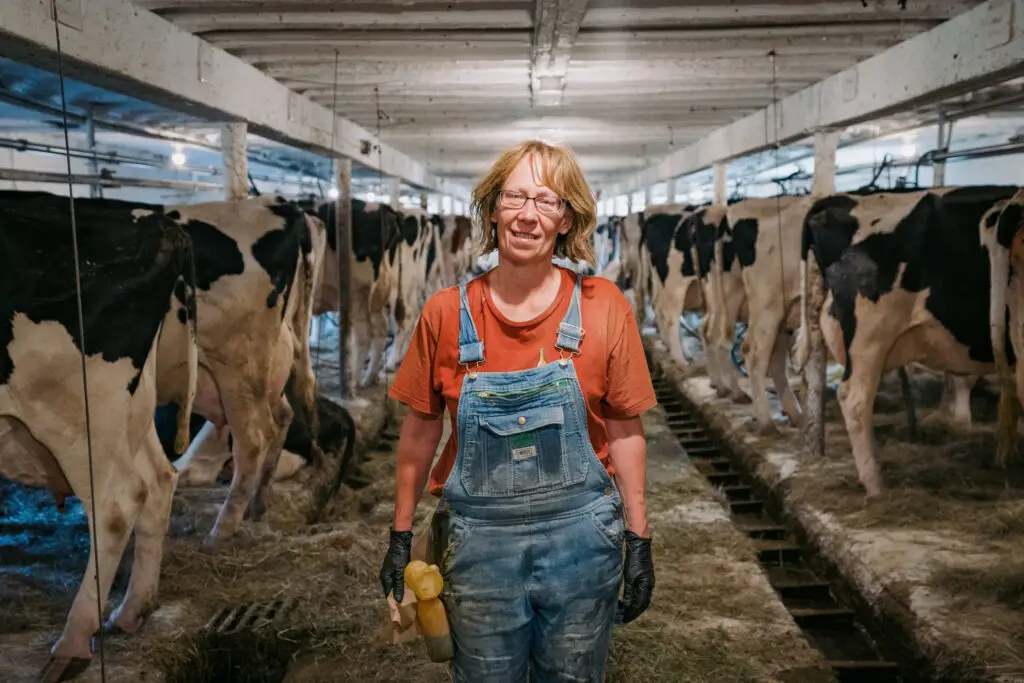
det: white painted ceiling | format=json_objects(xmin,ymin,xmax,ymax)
[{"xmin": 133, "ymin": 0, "xmax": 996, "ymax": 185}]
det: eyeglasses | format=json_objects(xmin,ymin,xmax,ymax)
[{"xmin": 499, "ymin": 190, "xmax": 565, "ymax": 215}]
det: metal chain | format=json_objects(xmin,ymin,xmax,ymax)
[
  {"xmin": 767, "ymin": 49, "xmax": 788, "ymax": 311},
  {"xmin": 50, "ymin": 1, "xmax": 107, "ymax": 679}
]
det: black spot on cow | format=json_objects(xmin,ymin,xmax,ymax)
[
  {"xmin": 801, "ymin": 194, "xmax": 859, "ymax": 264},
  {"xmin": 400, "ymin": 214, "xmax": 421, "ymax": 247},
  {"xmin": 176, "ymin": 219, "xmax": 244, "ymax": 290},
  {"xmin": 249, "ymin": 202, "xmax": 316, "ymax": 315},
  {"xmin": 641, "ymin": 213, "xmax": 683, "ymax": 284},
  {"xmin": 431, "ymin": 214, "xmax": 446, "ymax": 238},
  {"xmin": 423, "ymin": 215, "xmax": 445, "ymax": 284},
  {"xmin": 996, "ymin": 202, "xmax": 1023, "ymax": 250},
  {"xmin": 673, "ymin": 216, "xmax": 697, "ymax": 278},
  {"xmin": 804, "ymin": 187, "xmax": 1019, "ymax": 381},
  {"xmin": 304, "ymin": 199, "xmax": 403, "ymax": 281},
  {"xmin": 687, "ymin": 209, "xmax": 732, "ymax": 279},
  {"xmin": 0, "ymin": 191, "xmax": 194, "ymax": 393},
  {"xmin": 731, "ymin": 218, "xmax": 758, "ymax": 268}
]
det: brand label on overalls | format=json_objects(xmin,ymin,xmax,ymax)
[{"xmin": 512, "ymin": 445, "xmax": 537, "ymax": 460}]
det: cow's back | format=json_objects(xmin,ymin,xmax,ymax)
[
  {"xmin": 0, "ymin": 192, "xmax": 193, "ymax": 390},
  {"xmin": 809, "ymin": 187, "xmax": 1019, "ymax": 366}
]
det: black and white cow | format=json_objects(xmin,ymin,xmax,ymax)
[
  {"xmin": 639, "ymin": 204, "xmax": 703, "ymax": 366},
  {"xmin": 152, "ymin": 196, "xmax": 327, "ymax": 542},
  {"xmin": 984, "ymin": 189, "xmax": 1024, "ymax": 464},
  {"xmin": 383, "ymin": 207, "xmax": 436, "ymax": 372},
  {"xmin": 310, "ymin": 198, "xmax": 402, "ymax": 391},
  {"xmin": 685, "ymin": 201, "xmax": 752, "ymax": 402},
  {"xmin": 0, "ymin": 192, "xmax": 198, "ymax": 679},
  {"xmin": 794, "ymin": 186, "xmax": 1020, "ymax": 496},
  {"xmin": 721, "ymin": 196, "xmax": 811, "ymax": 433},
  {"xmin": 593, "ymin": 217, "xmax": 620, "ymax": 278}
]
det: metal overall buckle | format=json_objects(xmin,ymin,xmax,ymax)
[{"xmin": 460, "ymin": 360, "xmax": 484, "ymax": 379}]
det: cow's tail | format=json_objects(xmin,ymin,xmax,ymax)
[
  {"xmin": 992, "ymin": 198, "xmax": 1022, "ymax": 466},
  {"xmin": 173, "ymin": 225, "xmax": 199, "ymax": 456},
  {"xmin": 290, "ymin": 214, "xmax": 325, "ymax": 441},
  {"xmin": 791, "ymin": 251, "xmax": 812, "ymax": 374},
  {"xmin": 793, "ymin": 203, "xmax": 829, "ymax": 457}
]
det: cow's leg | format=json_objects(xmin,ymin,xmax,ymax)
[
  {"xmin": 171, "ymin": 420, "xmax": 231, "ymax": 487},
  {"xmin": 743, "ymin": 311, "xmax": 784, "ymax": 435},
  {"xmin": 836, "ymin": 345, "xmax": 889, "ymax": 498},
  {"xmin": 770, "ymin": 329, "xmax": 802, "ymax": 428},
  {"xmin": 106, "ymin": 423, "xmax": 178, "ymax": 634},
  {"xmin": 383, "ymin": 322, "xmax": 409, "ymax": 373},
  {"xmin": 698, "ymin": 312, "xmax": 724, "ymax": 392},
  {"xmin": 361, "ymin": 309, "xmax": 389, "ymax": 387},
  {"xmin": 655, "ymin": 293, "xmax": 688, "ymax": 367},
  {"xmin": 717, "ymin": 329, "xmax": 749, "ymax": 403},
  {"xmin": 207, "ymin": 398, "xmax": 270, "ymax": 543},
  {"xmin": 348, "ymin": 316, "xmax": 366, "ymax": 394},
  {"xmin": 936, "ymin": 374, "xmax": 977, "ymax": 428},
  {"xmin": 47, "ymin": 436, "xmax": 144, "ymax": 672},
  {"xmin": 248, "ymin": 394, "xmax": 294, "ymax": 522}
]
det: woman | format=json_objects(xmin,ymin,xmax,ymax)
[{"xmin": 380, "ymin": 139, "xmax": 656, "ymax": 681}]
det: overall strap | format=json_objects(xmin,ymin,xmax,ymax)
[
  {"xmin": 457, "ymin": 279, "xmax": 485, "ymax": 364},
  {"xmin": 555, "ymin": 272, "xmax": 585, "ymax": 354}
]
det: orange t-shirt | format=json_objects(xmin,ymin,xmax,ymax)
[{"xmin": 388, "ymin": 266, "xmax": 658, "ymax": 497}]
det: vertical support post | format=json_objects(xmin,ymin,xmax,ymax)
[
  {"xmin": 803, "ymin": 130, "xmax": 838, "ymax": 458},
  {"xmin": 666, "ymin": 177, "xmax": 677, "ymax": 204},
  {"xmin": 85, "ymin": 102, "xmax": 100, "ymax": 199},
  {"xmin": 420, "ymin": 191, "xmax": 429, "ymax": 210},
  {"xmin": 644, "ymin": 184, "xmax": 653, "ymax": 207},
  {"xmin": 221, "ymin": 122, "xmax": 248, "ymax": 200},
  {"xmin": 335, "ymin": 158, "xmax": 353, "ymax": 400},
  {"xmin": 389, "ymin": 177, "xmax": 402, "ymax": 207},
  {"xmin": 626, "ymin": 193, "xmax": 633, "ymax": 215},
  {"xmin": 934, "ymin": 110, "xmax": 949, "ymax": 187},
  {"xmin": 713, "ymin": 162, "xmax": 727, "ymax": 206}
]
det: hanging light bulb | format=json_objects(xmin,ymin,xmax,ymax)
[
  {"xmin": 170, "ymin": 144, "xmax": 187, "ymax": 167},
  {"xmin": 327, "ymin": 187, "xmax": 339, "ymax": 200}
]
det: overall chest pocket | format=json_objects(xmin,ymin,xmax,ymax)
[{"xmin": 464, "ymin": 404, "xmax": 587, "ymax": 497}]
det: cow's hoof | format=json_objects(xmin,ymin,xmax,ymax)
[
  {"xmin": 40, "ymin": 656, "xmax": 90, "ymax": 683},
  {"xmin": 732, "ymin": 393, "xmax": 752, "ymax": 405},
  {"xmin": 758, "ymin": 423, "xmax": 780, "ymax": 438},
  {"xmin": 201, "ymin": 530, "xmax": 232, "ymax": 553},
  {"xmin": 862, "ymin": 482, "xmax": 885, "ymax": 499},
  {"xmin": 104, "ymin": 606, "xmax": 152, "ymax": 636},
  {"xmin": 714, "ymin": 386, "xmax": 730, "ymax": 399},
  {"xmin": 247, "ymin": 498, "xmax": 268, "ymax": 522}
]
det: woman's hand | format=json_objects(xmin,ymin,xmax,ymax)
[
  {"xmin": 379, "ymin": 407, "xmax": 444, "ymax": 600},
  {"xmin": 380, "ymin": 527, "xmax": 414, "ymax": 601},
  {"xmin": 607, "ymin": 415, "xmax": 654, "ymax": 622},
  {"xmin": 618, "ymin": 530, "xmax": 654, "ymax": 623}
]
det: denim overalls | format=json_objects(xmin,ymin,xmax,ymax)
[{"xmin": 429, "ymin": 271, "xmax": 625, "ymax": 682}]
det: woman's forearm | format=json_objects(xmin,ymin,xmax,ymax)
[
  {"xmin": 393, "ymin": 409, "xmax": 444, "ymax": 531},
  {"xmin": 606, "ymin": 416, "xmax": 650, "ymax": 538}
]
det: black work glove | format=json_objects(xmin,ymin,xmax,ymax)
[
  {"xmin": 379, "ymin": 527, "xmax": 414, "ymax": 602},
  {"xmin": 617, "ymin": 530, "xmax": 654, "ymax": 624}
]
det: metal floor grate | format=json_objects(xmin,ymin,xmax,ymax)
[{"xmin": 201, "ymin": 597, "xmax": 297, "ymax": 635}]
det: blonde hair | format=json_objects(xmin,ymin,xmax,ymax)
[{"xmin": 470, "ymin": 139, "xmax": 596, "ymax": 265}]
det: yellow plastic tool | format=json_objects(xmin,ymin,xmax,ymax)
[{"xmin": 403, "ymin": 560, "xmax": 453, "ymax": 662}]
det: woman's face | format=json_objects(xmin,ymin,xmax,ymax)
[{"xmin": 492, "ymin": 154, "xmax": 570, "ymax": 266}]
